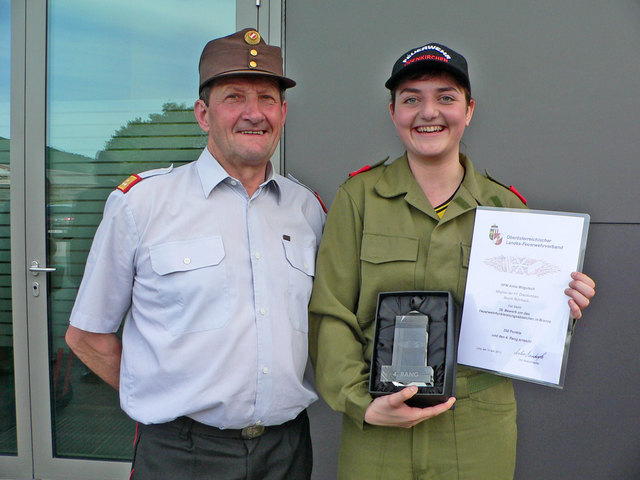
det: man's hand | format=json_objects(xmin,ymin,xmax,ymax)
[
  {"xmin": 565, "ymin": 271, "xmax": 596, "ymax": 320},
  {"xmin": 364, "ymin": 386, "xmax": 455, "ymax": 428}
]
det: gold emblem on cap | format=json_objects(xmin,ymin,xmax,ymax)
[
  {"xmin": 244, "ymin": 30, "xmax": 261, "ymax": 45},
  {"xmin": 249, "ymin": 60, "xmax": 258, "ymax": 68}
]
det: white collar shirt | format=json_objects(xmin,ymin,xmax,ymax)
[{"xmin": 70, "ymin": 148, "xmax": 325, "ymax": 428}]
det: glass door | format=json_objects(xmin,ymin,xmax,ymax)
[
  {"xmin": 0, "ymin": 0, "xmax": 15, "ymax": 458},
  {"xmin": 2, "ymin": 1, "xmax": 281, "ymax": 478}
]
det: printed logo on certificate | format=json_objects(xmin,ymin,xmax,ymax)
[{"xmin": 458, "ymin": 207, "xmax": 590, "ymax": 387}]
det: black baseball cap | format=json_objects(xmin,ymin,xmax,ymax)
[{"xmin": 385, "ymin": 42, "xmax": 470, "ymax": 92}]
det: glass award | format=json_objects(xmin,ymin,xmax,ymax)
[{"xmin": 380, "ymin": 311, "xmax": 434, "ymax": 387}]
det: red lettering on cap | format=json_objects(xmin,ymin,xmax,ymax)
[{"xmin": 405, "ymin": 54, "xmax": 448, "ymax": 66}]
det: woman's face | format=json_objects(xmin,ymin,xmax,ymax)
[{"xmin": 390, "ymin": 73, "xmax": 474, "ymax": 164}]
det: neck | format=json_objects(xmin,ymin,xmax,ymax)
[
  {"xmin": 209, "ymin": 150, "xmax": 270, "ymax": 197},
  {"xmin": 407, "ymin": 151, "xmax": 464, "ymax": 207}
]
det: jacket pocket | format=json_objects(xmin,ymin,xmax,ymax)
[
  {"xmin": 149, "ymin": 236, "xmax": 230, "ymax": 335},
  {"xmin": 360, "ymin": 233, "xmax": 419, "ymax": 264}
]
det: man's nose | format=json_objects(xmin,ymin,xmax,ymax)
[{"xmin": 242, "ymin": 96, "xmax": 265, "ymax": 122}]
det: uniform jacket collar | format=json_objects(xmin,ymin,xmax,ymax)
[{"xmin": 374, "ymin": 152, "xmax": 489, "ymax": 221}]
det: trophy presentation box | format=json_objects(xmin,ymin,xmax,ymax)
[{"xmin": 369, "ymin": 291, "xmax": 457, "ymax": 407}]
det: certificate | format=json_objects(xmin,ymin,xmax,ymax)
[{"xmin": 457, "ymin": 207, "xmax": 590, "ymax": 387}]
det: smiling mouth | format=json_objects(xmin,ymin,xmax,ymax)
[
  {"xmin": 239, "ymin": 130, "xmax": 266, "ymax": 135},
  {"xmin": 415, "ymin": 126, "xmax": 444, "ymax": 133}
]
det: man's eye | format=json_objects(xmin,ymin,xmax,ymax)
[{"xmin": 260, "ymin": 95, "xmax": 277, "ymax": 104}]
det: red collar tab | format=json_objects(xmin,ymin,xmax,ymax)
[
  {"xmin": 349, "ymin": 165, "xmax": 371, "ymax": 177},
  {"xmin": 509, "ymin": 185, "xmax": 527, "ymax": 205}
]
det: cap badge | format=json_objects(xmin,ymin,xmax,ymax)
[{"xmin": 244, "ymin": 30, "xmax": 261, "ymax": 45}]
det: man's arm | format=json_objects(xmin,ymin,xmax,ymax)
[{"xmin": 65, "ymin": 325, "xmax": 122, "ymax": 390}]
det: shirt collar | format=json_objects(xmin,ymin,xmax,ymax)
[{"xmin": 196, "ymin": 148, "xmax": 281, "ymax": 201}]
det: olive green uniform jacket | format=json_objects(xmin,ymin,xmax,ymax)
[{"xmin": 309, "ymin": 153, "xmax": 527, "ymax": 479}]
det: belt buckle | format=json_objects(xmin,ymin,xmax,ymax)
[{"xmin": 241, "ymin": 424, "xmax": 265, "ymax": 439}]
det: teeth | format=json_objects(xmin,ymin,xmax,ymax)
[
  {"xmin": 416, "ymin": 126, "xmax": 443, "ymax": 133},
  {"xmin": 241, "ymin": 131, "xmax": 264, "ymax": 135}
]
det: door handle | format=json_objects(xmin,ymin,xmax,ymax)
[{"xmin": 29, "ymin": 260, "xmax": 57, "ymax": 275}]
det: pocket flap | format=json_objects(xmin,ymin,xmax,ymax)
[
  {"xmin": 283, "ymin": 240, "xmax": 316, "ymax": 276},
  {"xmin": 361, "ymin": 233, "xmax": 419, "ymax": 264},
  {"xmin": 150, "ymin": 236, "xmax": 225, "ymax": 275}
]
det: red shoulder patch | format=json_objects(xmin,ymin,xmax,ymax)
[
  {"xmin": 117, "ymin": 174, "xmax": 142, "ymax": 193},
  {"xmin": 349, "ymin": 165, "xmax": 371, "ymax": 177},
  {"xmin": 313, "ymin": 191, "xmax": 328, "ymax": 214},
  {"xmin": 509, "ymin": 185, "xmax": 527, "ymax": 205}
]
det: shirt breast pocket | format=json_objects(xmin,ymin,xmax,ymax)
[
  {"xmin": 149, "ymin": 236, "xmax": 230, "ymax": 335},
  {"xmin": 282, "ymin": 239, "xmax": 316, "ymax": 333}
]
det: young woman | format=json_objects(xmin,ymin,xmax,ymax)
[{"xmin": 309, "ymin": 42, "xmax": 595, "ymax": 480}]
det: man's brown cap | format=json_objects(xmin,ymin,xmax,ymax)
[{"xmin": 199, "ymin": 28, "xmax": 296, "ymax": 92}]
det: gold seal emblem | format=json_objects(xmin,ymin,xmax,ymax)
[{"xmin": 244, "ymin": 30, "xmax": 261, "ymax": 45}]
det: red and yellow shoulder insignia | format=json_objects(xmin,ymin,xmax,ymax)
[
  {"xmin": 117, "ymin": 174, "xmax": 142, "ymax": 193},
  {"xmin": 116, "ymin": 165, "xmax": 174, "ymax": 194}
]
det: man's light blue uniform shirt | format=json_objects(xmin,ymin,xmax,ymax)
[{"xmin": 70, "ymin": 148, "xmax": 325, "ymax": 429}]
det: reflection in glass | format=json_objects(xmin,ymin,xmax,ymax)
[
  {"xmin": 0, "ymin": 0, "xmax": 17, "ymax": 456},
  {"xmin": 46, "ymin": 0, "xmax": 234, "ymax": 460}
]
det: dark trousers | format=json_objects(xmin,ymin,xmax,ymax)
[{"xmin": 130, "ymin": 411, "xmax": 312, "ymax": 480}]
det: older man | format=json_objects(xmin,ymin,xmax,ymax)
[{"xmin": 65, "ymin": 28, "xmax": 325, "ymax": 480}]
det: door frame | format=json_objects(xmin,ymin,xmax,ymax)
[{"xmin": 2, "ymin": 1, "xmax": 283, "ymax": 478}]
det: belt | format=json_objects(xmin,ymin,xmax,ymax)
[
  {"xmin": 455, "ymin": 373, "xmax": 506, "ymax": 398},
  {"xmin": 165, "ymin": 410, "xmax": 306, "ymax": 440}
]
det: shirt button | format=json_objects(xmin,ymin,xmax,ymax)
[
  {"xmin": 262, "ymin": 367, "xmax": 269, "ymax": 374},
  {"xmin": 230, "ymin": 180, "xmax": 237, "ymax": 186},
  {"xmin": 304, "ymin": 263, "xmax": 309, "ymax": 270},
  {"xmin": 259, "ymin": 308, "xmax": 266, "ymax": 315},
  {"xmin": 255, "ymin": 252, "xmax": 261, "ymax": 260},
  {"xmin": 183, "ymin": 258, "xmax": 191, "ymax": 265}
]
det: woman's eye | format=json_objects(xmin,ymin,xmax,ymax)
[
  {"xmin": 403, "ymin": 97, "xmax": 418, "ymax": 105},
  {"xmin": 440, "ymin": 95, "xmax": 455, "ymax": 103}
]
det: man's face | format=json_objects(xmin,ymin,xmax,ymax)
[
  {"xmin": 390, "ymin": 73, "xmax": 474, "ymax": 164},
  {"xmin": 195, "ymin": 76, "xmax": 286, "ymax": 172}
]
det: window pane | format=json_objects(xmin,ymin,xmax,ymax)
[
  {"xmin": 46, "ymin": 0, "xmax": 235, "ymax": 460},
  {"xmin": 0, "ymin": 0, "xmax": 16, "ymax": 457}
]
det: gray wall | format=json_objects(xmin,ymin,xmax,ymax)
[{"xmin": 283, "ymin": 1, "xmax": 640, "ymax": 479}]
